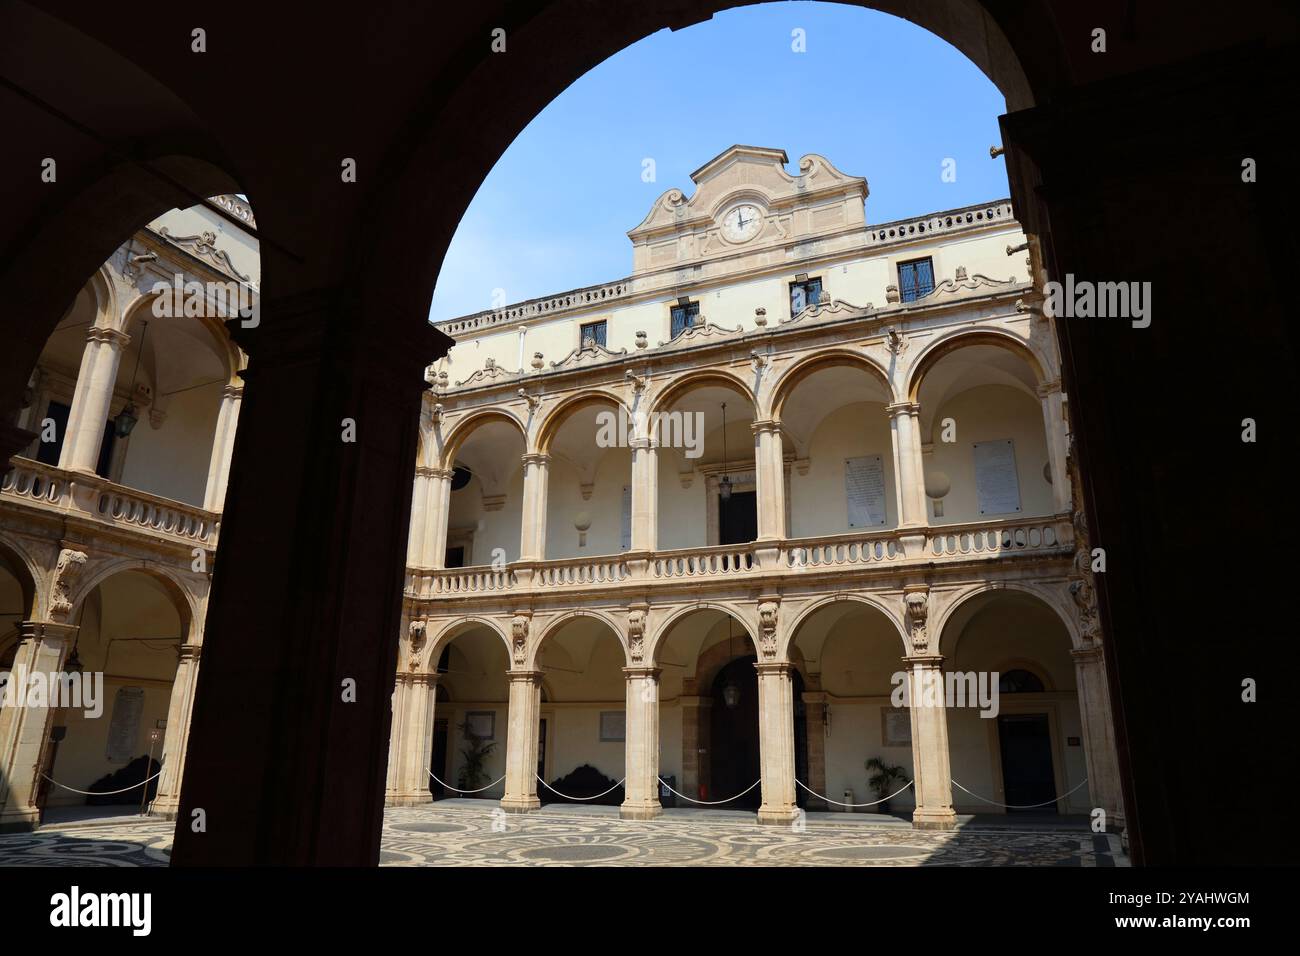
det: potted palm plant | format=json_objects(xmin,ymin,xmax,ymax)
[
  {"xmin": 865, "ymin": 757, "xmax": 908, "ymax": 815},
  {"xmin": 457, "ymin": 721, "xmax": 498, "ymax": 795}
]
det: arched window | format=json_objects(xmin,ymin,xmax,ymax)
[{"xmin": 999, "ymin": 669, "xmax": 1045, "ymax": 693}]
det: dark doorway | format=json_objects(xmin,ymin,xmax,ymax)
[
  {"xmin": 444, "ymin": 546, "xmax": 466, "ymax": 569},
  {"xmin": 429, "ymin": 718, "xmax": 448, "ymax": 799},
  {"xmin": 536, "ymin": 717, "xmax": 547, "ymax": 786},
  {"xmin": 718, "ymin": 490, "xmax": 756, "ymax": 545},
  {"xmin": 997, "ymin": 713, "xmax": 1056, "ymax": 812},
  {"xmin": 709, "ymin": 655, "xmax": 760, "ymax": 809}
]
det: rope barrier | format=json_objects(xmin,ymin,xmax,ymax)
[
  {"xmin": 426, "ymin": 769, "xmax": 506, "ymax": 794},
  {"xmin": 536, "ymin": 774, "xmax": 626, "ymax": 801},
  {"xmin": 950, "ymin": 777, "xmax": 1090, "ymax": 810},
  {"xmin": 657, "ymin": 776, "xmax": 761, "ymax": 806},
  {"xmin": 795, "ymin": 777, "xmax": 914, "ymax": 808},
  {"xmin": 38, "ymin": 770, "xmax": 161, "ymax": 797}
]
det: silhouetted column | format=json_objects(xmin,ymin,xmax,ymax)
[
  {"xmin": 501, "ymin": 670, "xmax": 541, "ymax": 812},
  {"xmin": 1038, "ymin": 381, "xmax": 1070, "ymax": 512},
  {"xmin": 59, "ymin": 326, "xmax": 128, "ymax": 474},
  {"xmin": 387, "ymin": 672, "xmax": 436, "ymax": 805},
  {"xmin": 169, "ymin": 295, "xmax": 449, "ymax": 865},
  {"xmin": 1072, "ymin": 646, "xmax": 1126, "ymax": 831},
  {"xmin": 621, "ymin": 666, "xmax": 661, "ymax": 819},
  {"xmin": 0, "ymin": 621, "xmax": 74, "ymax": 830}
]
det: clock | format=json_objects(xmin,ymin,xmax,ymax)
[{"xmin": 721, "ymin": 203, "xmax": 762, "ymax": 243}]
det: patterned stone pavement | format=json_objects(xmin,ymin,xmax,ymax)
[{"xmin": 0, "ymin": 801, "xmax": 1126, "ymax": 867}]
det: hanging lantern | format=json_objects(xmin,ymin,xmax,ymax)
[
  {"xmin": 115, "ymin": 402, "xmax": 139, "ymax": 438},
  {"xmin": 63, "ymin": 647, "xmax": 84, "ymax": 675},
  {"xmin": 719, "ymin": 401, "xmax": 731, "ymax": 501},
  {"xmin": 719, "ymin": 473, "xmax": 732, "ymax": 501},
  {"xmin": 722, "ymin": 679, "xmax": 740, "ymax": 709}
]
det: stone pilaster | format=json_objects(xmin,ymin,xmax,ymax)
[
  {"xmin": 0, "ymin": 621, "xmax": 76, "ymax": 831},
  {"xmin": 518, "ymin": 453, "xmax": 550, "ymax": 561},
  {"xmin": 621, "ymin": 666, "xmax": 661, "ymax": 820},
  {"xmin": 629, "ymin": 437, "xmax": 658, "ymax": 551},
  {"xmin": 751, "ymin": 419, "xmax": 786, "ymax": 541},
  {"xmin": 1072, "ymin": 645, "xmax": 1126, "ymax": 831},
  {"xmin": 151, "ymin": 642, "xmax": 202, "ymax": 819},
  {"xmin": 905, "ymin": 657, "xmax": 957, "ymax": 829},
  {"xmin": 500, "ymin": 670, "xmax": 542, "ymax": 813},
  {"xmin": 755, "ymin": 660, "xmax": 798, "ymax": 825},
  {"xmin": 202, "ymin": 384, "xmax": 243, "ymax": 511}
]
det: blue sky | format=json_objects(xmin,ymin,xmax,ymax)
[{"xmin": 429, "ymin": 1, "xmax": 1009, "ymax": 323}]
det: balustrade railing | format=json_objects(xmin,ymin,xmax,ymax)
[
  {"xmin": 406, "ymin": 514, "xmax": 1072, "ymax": 600},
  {"xmin": 1, "ymin": 457, "xmax": 219, "ymax": 547}
]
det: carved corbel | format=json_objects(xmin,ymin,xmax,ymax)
[
  {"xmin": 757, "ymin": 601, "xmax": 779, "ymax": 659},
  {"xmin": 627, "ymin": 609, "xmax": 646, "ymax": 663},
  {"xmin": 511, "ymin": 614, "xmax": 530, "ymax": 666},
  {"xmin": 516, "ymin": 388, "xmax": 542, "ymax": 413},
  {"xmin": 50, "ymin": 549, "xmax": 89, "ymax": 622},
  {"xmin": 904, "ymin": 587, "xmax": 930, "ymax": 654}
]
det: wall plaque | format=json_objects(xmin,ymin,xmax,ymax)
[
  {"xmin": 845, "ymin": 454, "xmax": 887, "ymax": 527},
  {"xmin": 973, "ymin": 439, "xmax": 1021, "ymax": 515},
  {"xmin": 106, "ymin": 686, "xmax": 145, "ymax": 762}
]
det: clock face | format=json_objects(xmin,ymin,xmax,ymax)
[{"xmin": 721, "ymin": 203, "xmax": 762, "ymax": 242}]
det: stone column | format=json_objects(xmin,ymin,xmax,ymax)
[
  {"xmin": 751, "ymin": 420, "xmax": 786, "ymax": 541},
  {"xmin": 755, "ymin": 661, "xmax": 798, "ymax": 825},
  {"xmin": 424, "ymin": 468, "xmax": 454, "ymax": 568},
  {"xmin": 887, "ymin": 402, "xmax": 927, "ymax": 528},
  {"xmin": 0, "ymin": 621, "xmax": 75, "ymax": 830},
  {"xmin": 58, "ymin": 326, "xmax": 129, "ymax": 474},
  {"xmin": 629, "ymin": 437, "xmax": 658, "ymax": 552},
  {"xmin": 202, "ymin": 384, "xmax": 243, "ymax": 511},
  {"xmin": 518, "ymin": 453, "xmax": 550, "ymax": 561},
  {"xmin": 151, "ymin": 642, "xmax": 202, "ymax": 818},
  {"xmin": 1072, "ymin": 646, "xmax": 1126, "ymax": 830},
  {"xmin": 906, "ymin": 657, "xmax": 957, "ymax": 829},
  {"xmin": 389, "ymin": 672, "xmax": 437, "ymax": 805},
  {"xmin": 501, "ymin": 670, "xmax": 542, "ymax": 812},
  {"xmin": 1038, "ymin": 381, "xmax": 1071, "ymax": 512},
  {"xmin": 621, "ymin": 666, "xmax": 661, "ymax": 819},
  {"xmin": 803, "ymin": 691, "xmax": 828, "ymax": 811}
]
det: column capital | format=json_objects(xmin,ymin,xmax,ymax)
[
  {"xmin": 623, "ymin": 666, "xmax": 661, "ymax": 680},
  {"xmin": 1035, "ymin": 380, "xmax": 1063, "ymax": 398},
  {"xmin": 18, "ymin": 619, "xmax": 79, "ymax": 644},
  {"xmin": 904, "ymin": 654, "xmax": 945, "ymax": 668},
  {"xmin": 178, "ymin": 642, "xmax": 202, "ymax": 663},
  {"xmin": 629, "ymin": 436, "xmax": 656, "ymax": 450},
  {"xmin": 222, "ymin": 383, "xmax": 245, "ymax": 400},
  {"xmin": 754, "ymin": 660, "xmax": 792, "ymax": 677},
  {"xmin": 506, "ymin": 669, "xmax": 544, "ymax": 684},
  {"xmin": 86, "ymin": 325, "xmax": 130, "ymax": 348},
  {"xmin": 520, "ymin": 452, "xmax": 550, "ymax": 468},
  {"xmin": 886, "ymin": 401, "xmax": 921, "ymax": 416},
  {"xmin": 751, "ymin": 418, "xmax": 782, "ymax": 435},
  {"xmin": 1070, "ymin": 645, "xmax": 1104, "ymax": 664}
]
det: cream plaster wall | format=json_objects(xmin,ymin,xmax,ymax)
[
  {"xmin": 790, "ymin": 402, "xmax": 898, "ymax": 537},
  {"xmin": 118, "ymin": 384, "xmax": 222, "ymax": 507}
]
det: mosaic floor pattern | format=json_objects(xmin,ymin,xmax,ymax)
[{"xmin": 0, "ymin": 802, "xmax": 1126, "ymax": 867}]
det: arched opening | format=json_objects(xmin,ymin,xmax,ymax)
[
  {"xmin": 788, "ymin": 598, "xmax": 913, "ymax": 815},
  {"xmin": 776, "ymin": 357, "xmax": 898, "ymax": 538},
  {"xmin": 429, "ymin": 622, "xmax": 511, "ymax": 801},
  {"xmin": 0, "ymin": 540, "xmax": 37, "ymax": 669},
  {"xmin": 538, "ymin": 397, "xmax": 633, "ymax": 560},
  {"xmin": 653, "ymin": 606, "xmax": 762, "ymax": 808},
  {"xmin": 653, "ymin": 378, "xmax": 760, "ymax": 550},
  {"xmin": 940, "ymin": 589, "xmax": 1088, "ymax": 816},
  {"xmin": 40, "ymin": 569, "xmax": 189, "ymax": 824},
  {"xmin": 534, "ymin": 615, "xmax": 627, "ymax": 803},
  {"xmin": 15, "ymin": 201, "xmax": 253, "ymax": 512},
  {"xmin": 912, "ymin": 339, "xmax": 1055, "ymax": 525},
  {"xmin": 440, "ymin": 415, "xmax": 527, "ymax": 568}
]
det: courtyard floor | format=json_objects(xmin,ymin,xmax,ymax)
[{"xmin": 0, "ymin": 799, "xmax": 1126, "ymax": 867}]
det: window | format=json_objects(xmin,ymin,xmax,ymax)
[
  {"xmin": 669, "ymin": 300, "xmax": 700, "ymax": 339},
  {"xmin": 579, "ymin": 320, "xmax": 607, "ymax": 348},
  {"xmin": 444, "ymin": 546, "xmax": 466, "ymax": 569},
  {"xmin": 35, "ymin": 400, "xmax": 70, "ymax": 466},
  {"xmin": 898, "ymin": 257, "xmax": 935, "ymax": 302},
  {"xmin": 789, "ymin": 276, "xmax": 823, "ymax": 315}
]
